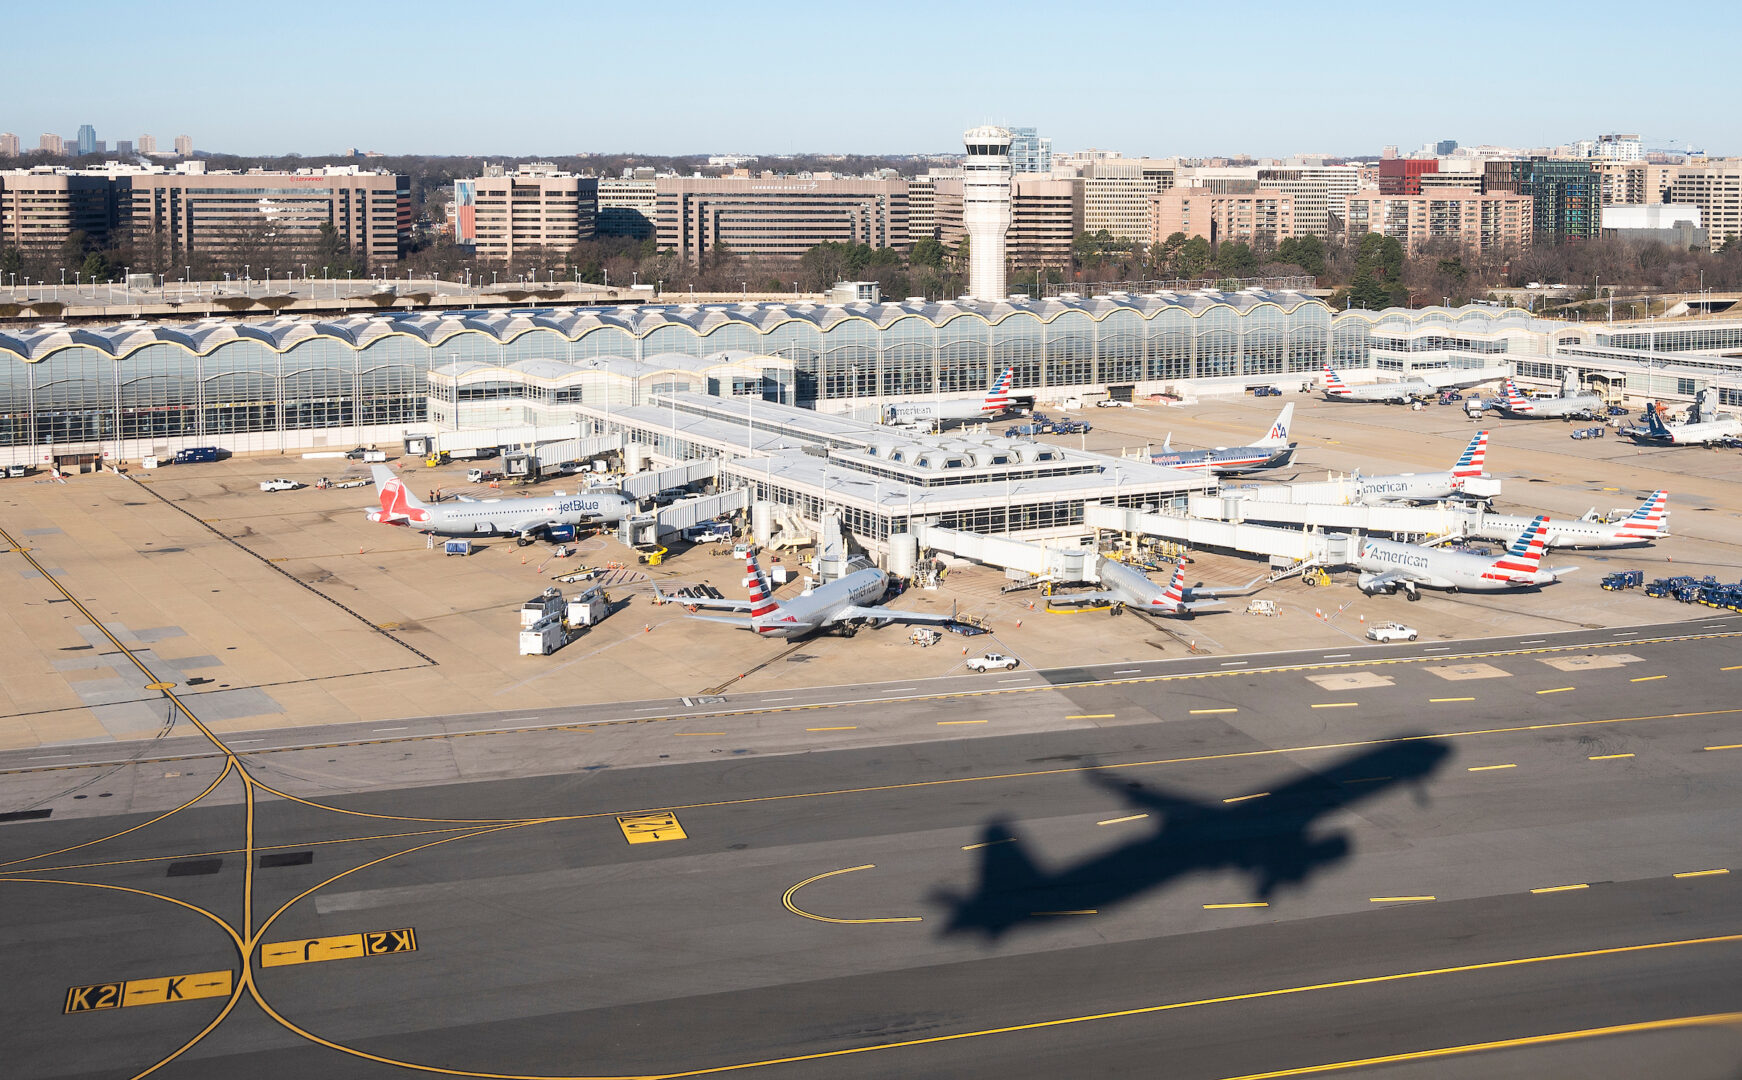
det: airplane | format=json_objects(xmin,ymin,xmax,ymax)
[
  {"xmin": 1150, "ymin": 403, "xmax": 1297, "ymax": 475},
  {"xmin": 934, "ymin": 740, "xmax": 1452, "ymax": 939},
  {"xmin": 1465, "ymin": 490, "xmax": 1668, "ymax": 549},
  {"xmin": 663, "ymin": 551, "xmax": 960, "ymax": 639},
  {"xmin": 1044, "ymin": 557, "xmax": 1258, "ymax": 617},
  {"xmin": 1413, "ymin": 366, "xmax": 1513, "ymax": 393},
  {"xmin": 1491, "ymin": 378, "xmax": 1603, "ymax": 421},
  {"xmin": 1319, "ymin": 363, "xmax": 1431, "ymax": 404},
  {"xmin": 365, "ymin": 465, "xmax": 633, "ymax": 544},
  {"xmin": 1350, "ymin": 430, "xmax": 1490, "ymax": 504},
  {"xmin": 883, "ymin": 367, "xmax": 1015, "ymax": 427},
  {"xmin": 1621, "ymin": 402, "xmax": 1742, "ymax": 446},
  {"xmin": 1352, "ymin": 514, "xmax": 1575, "ymax": 600}
]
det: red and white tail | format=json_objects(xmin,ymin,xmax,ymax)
[
  {"xmin": 1503, "ymin": 379, "xmax": 1533, "ymax": 411},
  {"xmin": 1613, "ymin": 490, "xmax": 1669, "ymax": 541},
  {"xmin": 369, "ymin": 466, "xmax": 429, "ymax": 525},
  {"xmin": 742, "ymin": 553, "xmax": 781, "ymax": 619},
  {"xmin": 980, "ymin": 367, "xmax": 1015, "ymax": 413},
  {"xmin": 1161, "ymin": 562, "xmax": 1188, "ymax": 609},
  {"xmin": 1321, "ymin": 363, "xmax": 1351, "ymax": 397},
  {"xmin": 1451, "ymin": 430, "xmax": 1488, "ymax": 477},
  {"xmin": 1492, "ymin": 515, "xmax": 1549, "ymax": 575}
]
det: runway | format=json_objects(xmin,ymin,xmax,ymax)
[{"xmin": 2, "ymin": 616, "xmax": 1740, "ymax": 1078}]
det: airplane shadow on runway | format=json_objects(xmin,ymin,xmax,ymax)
[{"xmin": 932, "ymin": 739, "xmax": 1451, "ymax": 940}]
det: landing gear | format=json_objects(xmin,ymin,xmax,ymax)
[
  {"xmin": 1405, "ymin": 587, "xmax": 1422, "ymax": 601},
  {"xmin": 1110, "ymin": 602, "xmax": 1125, "ymax": 617}
]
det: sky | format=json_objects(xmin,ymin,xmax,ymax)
[{"xmin": 6, "ymin": 1, "xmax": 1739, "ymax": 159}]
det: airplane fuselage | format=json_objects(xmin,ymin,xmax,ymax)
[
  {"xmin": 1353, "ymin": 537, "xmax": 1556, "ymax": 591},
  {"xmin": 1493, "ymin": 393, "xmax": 1603, "ymax": 420},
  {"xmin": 1353, "ymin": 472, "xmax": 1472, "ymax": 504},
  {"xmin": 750, "ymin": 567, "xmax": 891, "ymax": 638},
  {"xmin": 370, "ymin": 491, "xmax": 632, "ymax": 537},
  {"xmin": 1152, "ymin": 445, "xmax": 1296, "ymax": 475}
]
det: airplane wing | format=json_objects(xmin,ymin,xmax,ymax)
[
  {"xmin": 1186, "ymin": 576, "xmax": 1266, "ymax": 598},
  {"xmin": 683, "ymin": 614, "xmax": 758, "ymax": 629},
  {"xmin": 1042, "ymin": 589, "xmax": 1121, "ymax": 607},
  {"xmin": 1180, "ymin": 599, "xmax": 1226, "ymax": 612},
  {"xmin": 1086, "ymin": 768, "xmax": 1213, "ymax": 819},
  {"xmin": 828, "ymin": 604, "xmax": 958, "ymax": 626},
  {"xmin": 652, "ymin": 583, "xmax": 756, "ymax": 611},
  {"xmin": 1359, "ymin": 569, "xmax": 1424, "ymax": 592}
]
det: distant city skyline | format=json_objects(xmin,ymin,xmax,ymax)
[{"xmin": 4, "ymin": 1, "xmax": 1739, "ymax": 159}]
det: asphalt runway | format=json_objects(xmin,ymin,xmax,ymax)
[{"xmin": 3, "ymin": 617, "xmax": 1741, "ymax": 1079}]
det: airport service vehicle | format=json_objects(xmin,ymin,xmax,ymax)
[
  {"xmin": 1245, "ymin": 599, "xmax": 1279, "ymax": 616},
  {"xmin": 1350, "ymin": 430, "xmax": 1495, "ymax": 504},
  {"xmin": 467, "ymin": 468, "xmax": 507, "ymax": 484},
  {"xmin": 366, "ymin": 465, "xmax": 633, "ymax": 543},
  {"xmin": 443, "ymin": 538, "xmax": 473, "ymax": 556},
  {"xmin": 1095, "ymin": 398, "xmax": 1133, "ymax": 408},
  {"xmin": 682, "ymin": 521, "xmax": 734, "ymax": 543},
  {"xmin": 1493, "ymin": 378, "xmax": 1603, "ymax": 421},
  {"xmin": 259, "ymin": 478, "xmax": 302, "ymax": 492},
  {"xmin": 884, "ymin": 368, "xmax": 1015, "ymax": 427},
  {"xmin": 1047, "ymin": 558, "xmax": 1257, "ymax": 617},
  {"xmin": 1352, "ymin": 515, "xmax": 1576, "ymax": 600},
  {"xmin": 1466, "ymin": 490, "xmax": 1667, "ymax": 549},
  {"xmin": 4, "ymin": 464, "xmax": 30, "ymax": 478},
  {"xmin": 1365, "ymin": 621, "xmax": 1418, "ymax": 643},
  {"xmin": 1054, "ymin": 419, "xmax": 1092, "ymax": 435},
  {"xmin": 1601, "ymin": 569, "xmax": 1645, "ymax": 591},
  {"xmin": 174, "ymin": 447, "xmax": 220, "ymax": 464},
  {"xmin": 1151, "ymin": 404, "xmax": 1297, "ymax": 476},
  {"xmin": 1005, "ymin": 422, "xmax": 1051, "ymax": 437},
  {"xmin": 965, "ymin": 653, "xmax": 1019, "ymax": 672},
  {"xmin": 1251, "ymin": 385, "xmax": 1282, "ymax": 397},
  {"xmin": 1570, "ymin": 426, "xmax": 1606, "ymax": 440},
  {"xmin": 670, "ymin": 552, "xmax": 959, "ymax": 639},
  {"xmin": 1320, "ymin": 364, "xmax": 1431, "ymax": 404},
  {"xmin": 1623, "ymin": 401, "xmax": 1742, "ymax": 446},
  {"xmin": 448, "ymin": 446, "xmax": 497, "ymax": 461}
]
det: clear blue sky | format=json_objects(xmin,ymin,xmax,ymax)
[{"xmin": 6, "ymin": 1, "xmax": 1737, "ymax": 158}]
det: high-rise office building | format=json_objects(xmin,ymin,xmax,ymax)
[
  {"xmin": 0, "ymin": 133, "xmax": 19, "ymax": 157},
  {"xmin": 1007, "ymin": 174, "xmax": 1082, "ymax": 273},
  {"xmin": 907, "ymin": 170, "xmax": 963, "ymax": 245},
  {"xmin": 1668, "ymin": 163, "xmax": 1742, "ymax": 253},
  {"xmin": 1435, "ymin": 139, "xmax": 1459, "ymax": 156},
  {"xmin": 1075, "ymin": 160, "xmax": 1176, "ymax": 244},
  {"xmin": 1378, "ymin": 158, "xmax": 1437, "ymax": 194},
  {"xmin": 1496, "ymin": 160, "xmax": 1600, "ymax": 245},
  {"xmin": 174, "ymin": 135, "xmax": 193, "ymax": 157},
  {"xmin": 114, "ymin": 139, "xmax": 133, "ymax": 156},
  {"xmin": 1256, "ymin": 165, "xmax": 1362, "ymax": 236},
  {"xmin": 138, "ymin": 134, "xmax": 157, "ymax": 154},
  {"xmin": 961, "ymin": 125, "xmax": 1012, "ymax": 300},
  {"xmin": 0, "ymin": 171, "xmax": 126, "ymax": 249},
  {"xmin": 656, "ymin": 176, "xmax": 909, "ymax": 264},
  {"xmin": 596, "ymin": 178, "xmax": 657, "ymax": 240},
  {"xmin": 1008, "ymin": 127, "xmax": 1052, "ymax": 174},
  {"xmin": 39, "ymin": 133, "xmax": 65, "ymax": 155},
  {"xmin": 464, "ymin": 163, "xmax": 598, "ymax": 261},
  {"xmin": 75, "ymin": 125, "xmax": 97, "ymax": 156}
]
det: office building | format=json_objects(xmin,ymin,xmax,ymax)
[
  {"xmin": 656, "ymin": 176, "xmax": 908, "ymax": 265},
  {"xmin": 1256, "ymin": 165, "xmax": 1362, "ymax": 236},
  {"xmin": 1008, "ymin": 174, "xmax": 1082, "ymax": 272},
  {"xmin": 1074, "ymin": 159, "xmax": 1176, "ymax": 244},
  {"xmin": 596, "ymin": 178, "xmax": 657, "ymax": 240},
  {"xmin": 1378, "ymin": 158, "xmax": 1437, "ymax": 194},
  {"xmin": 906, "ymin": 170, "xmax": 963, "ymax": 245},
  {"xmin": 138, "ymin": 134, "xmax": 157, "ymax": 154},
  {"xmin": 1150, "ymin": 187, "xmax": 1297, "ymax": 247},
  {"xmin": 1417, "ymin": 172, "xmax": 1484, "ymax": 193},
  {"xmin": 114, "ymin": 139, "xmax": 132, "ymax": 156},
  {"xmin": 1435, "ymin": 139, "xmax": 1459, "ymax": 156},
  {"xmin": 464, "ymin": 163, "xmax": 598, "ymax": 262},
  {"xmin": 1008, "ymin": 127, "xmax": 1052, "ymax": 175},
  {"xmin": 1342, "ymin": 192, "xmax": 1533, "ymax": 256},
  {"xmin": 961, "ymin": 125, "xmax": 1012, "ymax": 299},
  {"xmin": 39, "ymin": 134, "xmax": 65, "ymax": 155},
  {"xmin": 174, "ymin": 135, "xmax": 193, "ymax": 157},
  {"xmin": 1601, "ymin": 204, "xmax": 1705, "ymax": 249},
  {"xmin": 0, "ymin": 133, "xmax": 18, "ymax": 157},
  {"xmin": 76, "ymin": 125, "xmax": 97, "ymax": 157},
  {"xmin": 1668, "ymin": 163, "xmax": 1742, "ymax": 252},
  {"xmin": 0, "ymin": 170, "xmax": 126, "ymax": 250},
  {"xmin": 1509, "ymin": 160, "xmax": 1601, "ymax": 245}
]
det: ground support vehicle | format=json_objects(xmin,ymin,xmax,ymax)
[
  {"xmin": 1365, "ymin": 622, "xmax": 1418, "ymax": 642},
  {"xmin": 965, "ymin": 653, "xmax": 1019, "ymax": 672},
  {"xmin": 1601, "ymin": 570, "xmax": 1644, "ymax": 591}
]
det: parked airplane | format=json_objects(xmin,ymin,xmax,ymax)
[
  {"xmin": 1319, "ymin": 364, "xmax": 1432, "ymax": 403},
  {"xmin": 1150, "ymin": 403, "xmax": 1297, "ymax": 475},
  {"xmin": 1622, "ymin": 403, "xmax": 1742, "ymax": 446},
  {"xmin": 1466, "ymin": 490, "xmax": 1668, "ymax": 549},
  {"xmin": 1351, "ymin": 430, "xmax": 1490, "ymax": 503},
  {"xmin": 667, "ymin": 552, "xmax": 959, "ymax": 638},
  {"xmin": 1045, "ymin": 557, "xmax": 1257, "ymax": 616},
  {"xmin": 1414, "ymin": 366, "xmax": 1513, "ymax": 392},
  {"xmin": 935, "ymin": 740, "xmax": 1452, "ymax": 939},
  {"xmin": 366, "ymin": 465, "xmax": 633, "ymax": 543},
  {"xmin": 884, "ymin": 368, "xmax": 1015, "ymax": 427},
  {"xmin": 1352, "ymin": 515, "xmax": 1575, "ymax": 599},
  {"xmin": 1492, "ymin": 378, "xmax": 1603, "ymax": 420}
]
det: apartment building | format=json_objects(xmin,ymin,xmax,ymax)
[
  {"xmin": 1007, "ymin": 174, "xmax": 1082, "ymax": 271},
  {"xmin": 655, "ymin": 176, "xmax": 908, "ymax": 263},
  {"xmin": 596, "ymin": 178, "xmax": 656, "ymax": 240},
  {"xmin": 1150, "ymin": 187, "xmax": 1296, "ymax": 246},
  {"xmin": 464, "ymin": 164, "xmax": 598, "ymax": 261},
  {"xmin": 39, "ymin": 134, "xmax": 65, "ymax": 155},
  {"xmin": 1342, "ymin": 192, "xmax": 1532, "ymax": 256},
  {"xmin": 1668, "ymin": 162, "xmax": 1742, "ymax": 252},
  {"xmin": 0, "ymin": 133, "xmax": 20, "ymax": 157}
]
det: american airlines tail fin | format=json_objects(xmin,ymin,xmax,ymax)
[
  {"xmin": 1450, "ymin": 430, "xmax": 1488, "ymax": 477},
  {"xmin": 980, "ymin": 367, "xmax": 1015, "ymax": 413},
  {"xmin": 1492, "ymin": 515, "xmax": 1549, "ymax": 575},
  {"xmin": 1162, "ymin": 562, "xmax": 1188, "ymax": 608},
  {"xmin": 1503, "ymin": 379, "xmax": 1532, "ymax": 410},
  {"xmin": 1321, "ymin": 363, "xmax": 1351, "ymax": 397},
  {"xmin": 1254, "ymin": 403, "xmax": 1294, "ymax": 449},
  {"xmin": 743, "ymin": 552, "xmax": 782, "ymax": 621},
  {"xmin": 1615, "ymin": 490, "xmax": 1669, "ymax": 540}
]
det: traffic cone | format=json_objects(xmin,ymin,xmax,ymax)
[{"xmin": 1016, "ymin": 619, "xmax": 1023, "ymax": 628}]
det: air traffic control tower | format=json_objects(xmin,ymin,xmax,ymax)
[{"xmin": 962, "ymin": 125, "xmax": 1013, "ymax": 301}]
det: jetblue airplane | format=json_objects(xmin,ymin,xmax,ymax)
[
  {"xmin": 366, "ymin": 465, "xmax": 633, "ymax": 544},
  {"xmin": 1150, "ymin": 404, "xmax": 1296, "ymax": 475}
]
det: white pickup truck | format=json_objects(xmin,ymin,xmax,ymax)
[
  {"xmin": 965, "ymin": 653, "xmax": 1019, "ymax": 672},
  {"xmin": 259, "ymin": 478, "xmax": 302, "ymax": 492},
  {"xmin": 1365, "ymin": 622, "xmax": 1418, "ymax": 643}
]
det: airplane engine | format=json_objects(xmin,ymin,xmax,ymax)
[{"xmin": 1356, "ymin": 573, "xmax": 1393, "ymax": 595}]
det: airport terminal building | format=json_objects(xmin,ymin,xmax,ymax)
[{"xmin": 4, "ymin": 293, "xmax": 1742, "ymax": 468}]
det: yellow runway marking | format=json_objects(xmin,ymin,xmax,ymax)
[
  {"xmin": 1674, "ymin": 869, "xmax": 1729, "ymax": 878},
  {"xmin": 1369, "ymin": 896, "xmax": 1435, "ymax": 903},
  {"xmin": 1630, "ymin": 675, "xmax": 1667, "ymax": 682},
  {"xmin": 1204, "ymin": 902, "xmax": 1269, "ymax": 909},
  {"xmin": 1468, "ymin": 764, "xmax": 1517, "ymax": 772},
  {"xmin": 806, "ymin": 726, "xmax": 858, "ymax": 732},
  {"xmin": 1310, "ymin": 702, "xmax": 1358, "ymax": 709},
  {"xmin": 1429, "ymin": 697, "xmax": 1474, "ymax": 703},
  {"xmin": 1705, "ymin": 744, "xmax": 1742, "ymax": 751},
  {"xmin": 1032, "ymin": 910, "xmax": 1097, "ymax": 916},
  {"xmin": 1532, "ymin": 884, "xmax": 1589, "ymax": 894},
  {"xmin": 781, "ymin": 865, "xmax": 923, "ymax": 925},
  {"xmin": 674, "ymin": 732, "xmax": 726, "ymax": 737},
  {"xmin": 259, "ymin": 928, "xmax": 416, "ymax": 968},
  {"xmin": 938, "ymin": 719, "xmax": 987, "ymax": 725},
  {"xmin": 144, "ymin": 680, "xmax": 177, "ymax": 691},
  {"xmin": 1722, "ymin": 665, "xmax": 1742, "ymax": 671},
  {"xmin": 1097, "ymin": 813, "xmax": 1150, "ymax": 826},
  {"xmin": 1066, "ymin": 713, "xmax": 1115, "ymax": 719},
  {"xmin": 1536, "ymin": 687, "xmax": 1576, "ymax": 694},
  {"xmin": 1589, "ymin": 753, "xmax": 1634, "ymax": 760},
  {"xmin": 65, "ymin": 970, "xmax": 233, "ymax": 1013},
  {"xmin": 1223, "ymin": 792, "xmax": 1270, "ymax": 804},
  {"xmin": 617, "ymin": 813, "xmax": 686, "ymax": 844},
  {"xmin": 1190, "ymin": 708, "xmax": 1238, "ymax": 714},
  {"xmin": 963, "ymin": 837, "xmax": 1016, "ymax": 851},
  {"xmin": 1215, "ymin": 1012, "xmax": 1742, "ymax": 1080}
]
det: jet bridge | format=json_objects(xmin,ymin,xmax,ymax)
[
  {"xmin": 1225, "ymin": 474, "xmax": 1501, "ymax": 506},
  {"xmin": 619, "ymin": 459, "xmax": 720, "ymax": 499},
  {"xmin": 618, "ymin": 487, "xmax": 748, "ymax": 546},
  {"xmin": 1191, "ymin": 493, "xmax": 1477, "ymax": 540},
  {"xmin": 907, "ymin": 524, "xmax": 1097, "ymax": 582},
  {"xmin": 1084, "ymin": 503, "xmax": 1342, "ymax": 565}
]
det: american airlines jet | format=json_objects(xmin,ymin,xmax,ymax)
[
  {"xmin": 1493, "ymin": 378, "xmax": 1603, "ymax": 420},
  {"xmin": 1150, "ymin": 404, "xmax": 1297, "ymax": 475},
  {"xmin": 884, "ymin": 368, "xmax": 1015, "ymax": 426},
  {"xmin": 669, "ymin": 553, "xmax": 959, "ymax": 639},
  {"xmin": 1467, "ymin": 490, "xmax": 1668, "ymax": 549},
  {"xmin": 1320, "ymin": 364, "xmax": 1431, "ymax": 404},
  {"xmin": 1351, "ymin": 430, "xmax": 1490, "ymax": 503},
  {"xmin": 366, "ymin": 465, "xmax": 633, "ymax": 543},
  {"xmin": 1045, "ymin": 558, "xmax": 1258, "ymax": 617},
  {"xmin": 1352, "ymin": 515, "xmax": 1575, "ymax": 599}
]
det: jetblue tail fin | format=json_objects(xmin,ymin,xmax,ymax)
[{"xmin": 1255, "ymin": 403, "xmax": 1294, "ymax": 448}]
